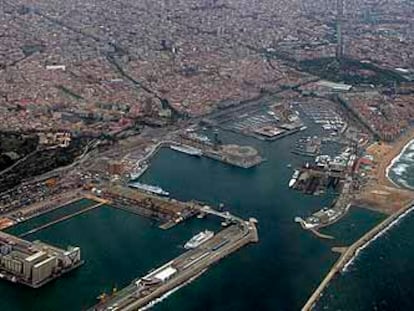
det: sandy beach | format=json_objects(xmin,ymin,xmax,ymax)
[{"xmin": 355, "ymin": 127, "xmax": 414, "ymax": 214}]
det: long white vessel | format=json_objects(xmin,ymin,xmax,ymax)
[
  {"xmin": 170, "ymin": 145, "xmax": 202, "ymax": 156},
  {"xmin": 288, "ymin": 170, "xmax": 300, "ymax": 188},
  {"xmin": 184, "ymin": 230, "xmax": 214, "ymax": 249},
  {"xmin": 129, "ymin": 182, "xmax": 169, "ymax": 196}
]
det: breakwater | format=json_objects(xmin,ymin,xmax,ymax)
[{"xmin": 302, "ymin": 201, "xmax": 414, "ymax": 311}]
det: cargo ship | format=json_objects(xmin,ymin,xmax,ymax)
[
  {"xmin": 170, "ymin": 145, "xmax": 203, "ymax": 156},
  {"xmin": 129, "ymin": 182, "xmax": 169, "ymax": 196},
  {"xmin": 288, "ymin": 170, "xmax": 300, "ymax": 188},
  {"xmin": 184, "ymin": 230, "xmax": 214, "ymax": 249}
]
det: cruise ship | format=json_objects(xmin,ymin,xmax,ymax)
[
  {"xmin": 170, "ymin": 145, "xmax": 203, "ymax": 156},
  {"xmin": 288, "ymin": 170, "xmax": 300, "ymax": 188},
  {"xmin": 129, "ymin": 182, "xmax": 169, "ymax": 196},
  {"xmin": 184, "ymin": 230, "xmax": 214, "ymax": 249}
]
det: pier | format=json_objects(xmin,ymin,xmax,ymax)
[
  {"xmin": 88, "ymin": 209, "xmax": 258, "ymax": 311},
  {"xmin": 302, "ymin": 201, "xmax": 414, "ymax": 311},
  {"xmin": 19, "ymin": 201, "xmax": 106, "ymax": 238},
  {"xmin": 102, "ymin": 185, "xmax": 198, "ymax": 229}
]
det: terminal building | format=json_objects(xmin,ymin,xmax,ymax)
[{"xmin": 0, "ymin": 232, "xmax": 82, "ymax": 288}]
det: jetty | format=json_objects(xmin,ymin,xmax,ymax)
[
  {"xmin": 302, "ymin": 200, "xmax": 414, "ymax": 311},
  {"xmin": 19, "ymin": 201, "xmax": 106, "ymax": 238}
]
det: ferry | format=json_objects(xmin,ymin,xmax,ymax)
[
  {"xmin": 170, "ymin": 145, "xmax": 203, "ymax": 156},
  {"xmin": 129, "ymin": 182, "xmax": 169, "ymax": 196},
  {"xmin": 184, "ymin": 230, "xmax": 214, "ymax": 249},
  {"xmin": 288, "ymin": 170, "xmax": 300, "ymax": 188}
]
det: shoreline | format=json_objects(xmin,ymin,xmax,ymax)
[
  {"xmin": 302, "ymin": 130, "xmax": 414, "ymax": 310},
  {"xmin": 355, "ymin": 127, "xmax": 414, "ymax": 214},
  {"xmin": 377, "ymin": 127, "xmax": 414, "ymax": 189},
  {"xmin": 385, "ymin": 138, "xmax": 414, "ymax": 190}
]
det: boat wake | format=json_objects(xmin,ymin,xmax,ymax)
[
  {"xmin": 138, "ymin": 269, "xmax": 207, "ymax": 310},
  {"xmin": 342, "ymin": 205, "xmax": 414, "ymax": 273},
  {"xmin": 392, "ymin": 163, "xmax": 409, "ymax": 176}
]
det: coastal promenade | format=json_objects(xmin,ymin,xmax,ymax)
[{"xmin": 302, "ymin": 200, "xmax": 414, "ymax": 311}]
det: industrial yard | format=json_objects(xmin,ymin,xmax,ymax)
[
  {"xmin": 0, "ymin": 231, "xmax": 82, "ymax": 288},
  {"xmin": 0, "ymin": 169, "xmax": 259, "ymax": 311}
]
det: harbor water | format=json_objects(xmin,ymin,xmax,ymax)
[{"xmin": 0, "ymin": 128, "xmax": 387, "ymax": 310}]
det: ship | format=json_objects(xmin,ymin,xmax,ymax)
[
  {"xmin": 184, "ymin": 230, "xmax": 214, "ymax": 249},
  {"xmin": 288, "ymin": 170, "xmax": 300, "ymax": 188},
  {"xmin": 170, "ymin": 145, "xmax": 203, "ymax": 156},
  {"xmin": 129, "ymin": 182, "xmax": 169, "ymax": 196}
]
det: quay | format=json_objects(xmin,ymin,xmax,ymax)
[
  {"xmin": 177, "ymin": 135, "xmax": 264, "ymax": 169},
  {"xmin": 88, "ymin": 209, "xmax": 258, "ymax": 311},
  {"xmin": 130, "ymin": 138, "xmax": 264, "ymax": 171},
  {"xmin": 302, "ymin": 201, "xmax": 414, "ymax": 311},
  {"xmin": 101, "ymin": 185, "xmax": 199, "ymax": 229}
]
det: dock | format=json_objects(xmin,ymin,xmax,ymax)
[
  {"xmin": 0, "ymin": 231, "xmax": 83, "ymax": 288},
  {"xmin": 88, "ymin": 209, "xmax": 258, "ymax": 311},
  {"xmin": 178, "ymin": 135, "xmax": 264, "ymax": 169},
  {"xmin": 102, "ymin": 185, "xmax": 198, "ymax": 229}
]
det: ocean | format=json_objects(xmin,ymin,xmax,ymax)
[
  {"xmin": 387, "ymin": 139, "xmax": 414, "ymax": 190},
  {"xmin": 315, "ymin": 209, "xmax": 414, "ymax": 311}
]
